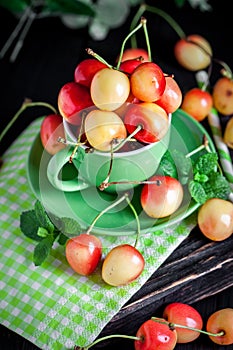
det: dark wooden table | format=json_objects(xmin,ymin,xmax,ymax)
[{"xmin": 1, "ymin": 1, "xmax": 232, "ymax": 349}]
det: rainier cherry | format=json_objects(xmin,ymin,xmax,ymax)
[
  {"xmin": 124, "ymin": 102, "xmax": 169, "ymax": 144},
  {"xmin": 162, "ymin": 302, "xmax": 203, "ymax": 343},
  {"xmin": 197, "ymin": 198, "xmax": 233, "ymax": 241},
  {"xmin": 40, "ymin": 114, "xmax": 66, "ymax": 155},
  {"xmin": 156, "ymin": 75, "xmax": 182, "ymax": 114},
  {"xmin": 130, "ymin": 62, "xmax": 166, "ymax": 102},
  {"xmin": 141, "ymin": 175, "xmax": 183, "ymax": 218},
  {"xmin": 65, "ymin": 233, "xmax": 102, "ymax": 276},
  {"xmin": 134, "ymin": 319, "xmax": 177, "ymax": 350},
  {"xmin": 206, "ymin": 308, "xmax": 233, "ymax": 345},
  {"xmin": 101, "ymin": 244, "xmax": 145, "ymax": 287},
  {"xmin": 74, "ymin": 58, "xmax": 107, "ymax": 88},
  {"xmin": 223, "ymin": 117, "xmax": 233, "ymax": 149},
  {"xmin": 58, "ymin": 81, "xmax": 93, "ymax": 125},
  {"xmin": 84, "ymin": 109, "xmax": 127, "ymax": 151},
  {"xmin": 174, "ymin": 34, "xmax": 212, "ymax": 71},
  {"xmin": 90, "ymin": 67, "xmax": 130, "ymax": 111},
  {"xmin": 212, "ymin": 76, "xmax": 233, "ymax": 115},
  {"xmin": 181, "ymin": 87, "xmax": 213, "ymax": 122},
  {"xmin": 118, "ymin": 47, "xmax": 149, "ymax": 62}
]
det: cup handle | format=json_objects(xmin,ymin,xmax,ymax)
[{"xmin": 47, "ymin": 147, "xmax": 91, "ymax": 192}]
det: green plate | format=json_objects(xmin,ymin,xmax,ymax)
[{"xmin": 27, "ymin": 109, "xmax": 215, "ymax": 236}]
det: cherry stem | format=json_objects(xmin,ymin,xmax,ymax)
[
  {"xmin": 0, "ymin": 99, "xmax": 57, "ymax": 143},
  {"xmin": 98, "ymin": 124, "xmax": 142, "ymax": 190},
  {"xmin": 86, "ymin": 193, "xmax": 129, "ymax": 235},
  {"xmin": 130, "ymin": 4, "xmax": 186, "ymax": 49},
  {"xmin": 116, "ymin": 18, "xmax": 144, "ymax": 69},
  {"xmin": 125, "ymin": 195, "xmax": 141, "ymax": 248},
  {"xmin": 74, "ymin": 334, "xmax": 140, "ymax": 350},
  {"xmin": 86, "ymin": 48, "xmax": 112, "ymax": 68},
  {"xmin": 185, "ymin": 135, "xmax": 211, "ymax": 158},
  {"xmin": 151, "ymin": 317, "xmax": 225, "ymax": 338}
]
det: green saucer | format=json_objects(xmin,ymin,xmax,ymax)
[{"xmin": 27, "ymin": 109, "xmax": 215, "ymax": 236}]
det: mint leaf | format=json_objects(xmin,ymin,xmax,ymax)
[
  {"xmin": 194, "ymin": 152, "xmax": 218, "ymax": 175},
  {"xmin": 37, "ymin": 227, "xmax": 49, "ymax": 238},
  {"xmin": 35, "ymin": 200, "xmax": 55, "ymax": 234},
  {"xmin": 189, "ymin": 180, "xmax": 207, "ymax": 204},
  {"xmin": 20, "ymin": 210, "xmax": 43, "ymax": 242},
  {"xmin": 157, "ymin": 151, "xmax": 178, "ymax": 178},
  {"xmin": 57, "ymin": 233, "xmax": 69, "ymax": 245},
  {"xmin": 33, "ymin": 234, "xmax": 55, "ymax": 266},
  {"xmin": 203, "ymin": 172, "xmax": 231, "ymax": 200},
  {"xmin": 194, "ymin": 172, "xmax": 209, "ymax": 183},
  {"xmin": 59, "ymin": 217, "xmax": 82, "ymax": 236}
]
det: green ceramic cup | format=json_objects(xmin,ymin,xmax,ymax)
[{"xmin": 47, "ymin": 113, "xmax": 171, "ymax": 193}]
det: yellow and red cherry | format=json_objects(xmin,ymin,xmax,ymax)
[
  {"xmin": 181, "ymin": 87, "xmax": 213, "ymax": 122},
  {"xmin": 141, "ymin": 175, "xmax": 183, "ymax": 218},
  {"xmin": 84, "ymin": 109, "xmax": 127, "ymax": 151},
  {"xmin": 212, "ymin": 77, "xmax": 233, "ymax": 115},
  {"xmin": 58, "ymin": 81, "xmax": 93, "ymax": 125},
  {"xmin": 197, "ymin": 198, "xmax": 233, "ymax": 241},
  {"xmin": 134, "ymin": 319, "xmax": 177, "ymax": 350},
  {"xmin": 156, "ymin": 76, "xmax": 182, "ymax": 114},
  {"xmin": 130, "ymin": 62, "xmax": 166, "ymax": 102},
  {"xmin": 174, "ymin": 34, "xmax": 212, "ymax": 71},
  {"xmin": 90, "ymin": 67, "xmax": 130, "ymax": 111},
  {"xmin": 124, "ymin": 102, "xmax": 169, "ymax": 144},
  {"xmin": 118, "ymin": 47, "xmax": 149, "ymax": 62},
  {"xmin": 40, "ymin": 114, "xmax": 67, "ymax": 155},
  {"xmin": 223, "ymin": 117, "xmax": 233, "ymax": 148},
  {"xmin": 65, "ymin": 233, "xmax": 102, "ymax": 276},
  {"xmin": 163, "ymin": 302, "xmax": 203, "ymax": 343},
  {"xmin": 206, "ymin": 308, "xmax": 233, "ymax": 345},
  {"xmin": 119, "ymin": 57, "xmax": 145, "ymax": 74},
  {"xmin": 74, "ymin": 58, "xmax": 107, "ymax": 88},
  {"xmin": 101, "ymin": 244, "xmax": 145, "ymax": 286}
]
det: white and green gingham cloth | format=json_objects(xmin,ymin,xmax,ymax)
[{"xmin": 0, "ymin": 119, "xmax": 197, "ymax": 350}]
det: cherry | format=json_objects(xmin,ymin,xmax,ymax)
[
  {"xmin": 119, "ymin": 57, "xmax": 145, "ymax": 74},
  {"xmin": 101, "ymin": 243, "xmax": 145, "ymax": 287},
  {"xmin": 74, "ymin": 58, "xmax": 107, "ymax": 88},
  {"xmin": 134, "ymin": 319, "xmax": 177, "ymax": 350},
  {"xmin": 156, "ymin": 75, "xmax": 182, "ymax": 114},
  {"xmin": 223, "ymin": 117, "xmax": 233, "ymax": 149},
  {"xmin": 90, "ymin": 67, "xmax": 130, "ymax": 111},
  {"xmin": 197, "ymin": 198, "xmax": 233, "ymax": 241},
  {"xmin": 212, "ymin": 76, "xmax": 233, "ymax": 115},
  {"xmin": 174, "ymin": 34, "xmax": 212, "ymax": 71},
  {"xmin": 130, "ymin": 62, "xmax": 166, "ymax": 102},
  {"xmin": 58, "ymin": 81, "xmax": 93, "ymax": 125},
  {"xmin": 118, "ymin": 47, "xmax": 149, "ymax": 63},
  {"xmin": 84, "ymin": 108, "xmax": 127, "ymax": 151},
  {"xmin": 206, "ymin": 308, "xmax": 233, "ymax": 345},
  {"xmin": 141, "ymin": 175, "xmax": 183, "ymax": 218},
  {"xmin": 162, "ymin": 302, "xmax": 203, "ymax": 343},
  {"xmin": 181, "ymin": 87, "xmax": 213, "ymax": 122},
  {"xmin": 40, "ymin": 114, "xmax": 66, "ymax": 155},
  {"xmin": 124, "ymin": 102, "xmax": 169, "ymax": 144},
  {"xmin": 65, "ymin": 233, "xmax": 102, "ymax": 276}
]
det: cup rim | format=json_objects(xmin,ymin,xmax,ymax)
[{"xmin": 63, "ymin": 112, "xmax": 172, "ymax": 158}]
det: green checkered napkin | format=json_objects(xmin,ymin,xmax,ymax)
[{"xmin": 0, "ymin": 119, "xmax": 197, "ymax": 350}]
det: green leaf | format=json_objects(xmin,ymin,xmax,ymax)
[
  {"xmin": 203, "ymin": 172, "xmax": 231, "ymax": 200},
  {"xmin": 37, "ymin": 227, "xmax": 49, "ymax": 238},
  {"xmin": 194, "ymin": 172, "xmax": 209, "ymax": 183},
  {"xmin": 57, "ymin": 232, "xmax": 69, "ymax": 245},
  {"xmin": 158, "ymin": 151, "xmax": 178, "ymax": 178},
  {"xmin": 44, "ymin": 0, "xmax": 95, "ymax": 16},
  {"xmin": 0, "ymin": 0, "xmax": 29, "ymax": 13},
  {"xmin": 33, "ymin": 235, "xmax": 55, "ymax": 266},
  {"xmin": 20, "ymin": 210, "xmax": 43, "ymax": 242},
  {"xmin": 189, "ymin": 180, "xmax": 207, "ymax": 204},
  {"xmin": 35, "ymin": 200, "xmax": 55, "ymax": 234},
  {"xmin": 59, "ymin": 217, "xmax": 82, "ymax": 236},
  {"xmin": 194, "ymin": 152, "xmax": 218, "ymax": 175}
]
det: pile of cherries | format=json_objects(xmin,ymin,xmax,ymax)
[{"xmin": 74, "ymin": 302, "xmax": 233, "ymax": 349}]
